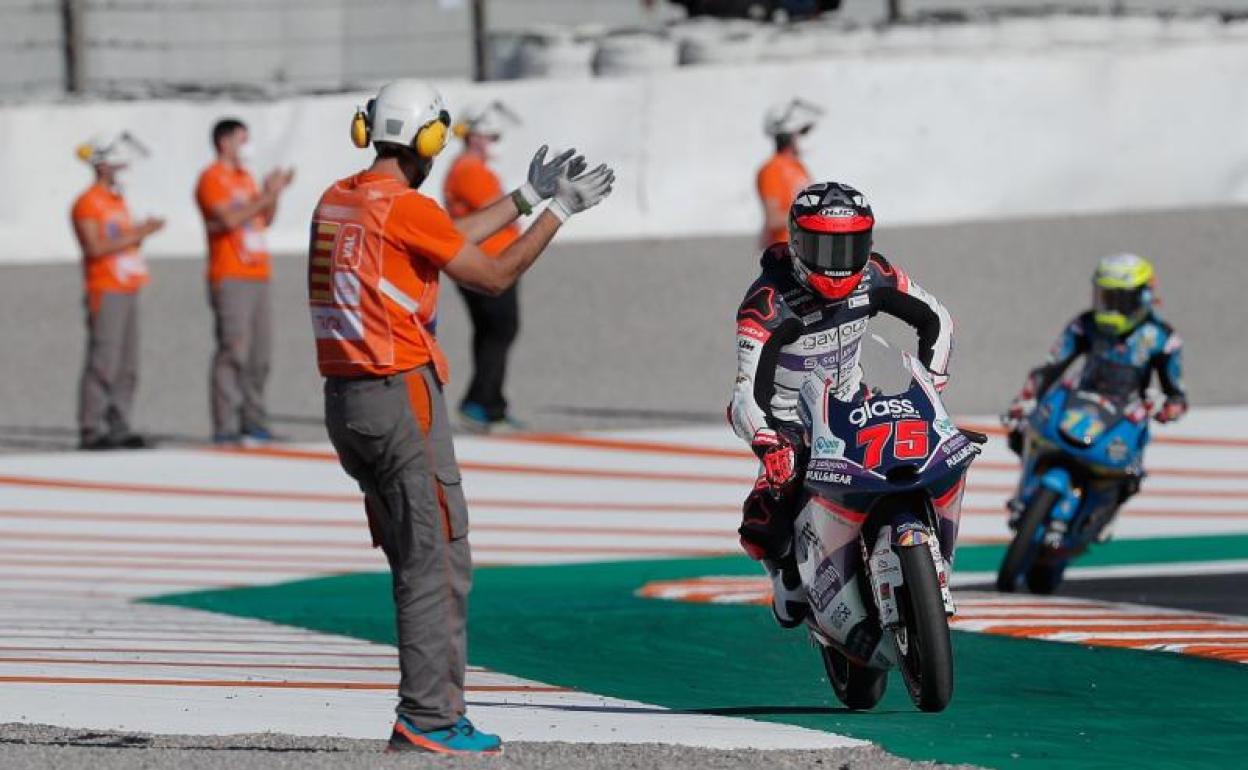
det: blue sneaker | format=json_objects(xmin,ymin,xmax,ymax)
[
  {"xmin": 242, "ymin": 426, "xmax": 274, "ymax": 442},
  {"xmin": 387, "ymin": 715, "xmax": 502, "ymax": 755},
  {"xmin": 458, "ymin": 403, "xmax": 492, "ymax": 434},
  {"xmin": 212, "ymin": 432, "xmax": 243, "ymax": 446}
]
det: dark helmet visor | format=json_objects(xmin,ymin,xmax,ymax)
[
  {"xmin": 1095, "ymin": 286, "xmax": 1145, "ymax": 316},
  {"xmin": 791, "ymin": 216, "xmax": 873, "ymax": 275}
]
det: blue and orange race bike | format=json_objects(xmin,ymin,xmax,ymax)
[
  {"xmin": 996, "ymin": 381, "xmax": 1154, "ymax": 594},
  {"xmin": 793, "ymin": 340, "xmax": 984, "ymax": 713}
]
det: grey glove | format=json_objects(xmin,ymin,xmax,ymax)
[
  {"xmin": 512, "ymin": 145, "xmax": 579, "ymax": 214},
  {"xmin": 549, "ymin": 164, "xmax": 615, "ymax": 222}
]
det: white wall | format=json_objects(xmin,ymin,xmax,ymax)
[{"xmin": 4, "ymin": 36, "xmax": 1248, "ymax": 265}]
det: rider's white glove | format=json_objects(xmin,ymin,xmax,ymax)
[
  {"xmin": 512, "ymin": 146, "xmax": 580, "ymax": 215},
  {"xmin": 549, "ymin": 164, "xmax": 615, "ymax": 223}
]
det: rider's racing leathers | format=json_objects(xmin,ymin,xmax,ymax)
[
  {"xmin": 729, "ymin": 245, "xmax": 954, "ymax": 561},
  {"xmin": 1008, "ymin": 310, "xmax": 1187, "ymax": 524}
]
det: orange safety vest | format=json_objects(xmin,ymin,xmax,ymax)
[
  {"xmin": 196, "ymin": 161, "xmax": 271, "ymax": 284},
  {"xmin": 757, "ymin": 152, "xmax": 811, "ymax": 247},
  {"xmin": 308, "ymin": 171, "xmax": 466, "ymax": 381},
  {"xmin": 71, "ymin": 182, "xmax": 150, "ymax": 297},
  {"xmin": 443, "ymin": 152, "xmax": 519, "ymax": 257}
]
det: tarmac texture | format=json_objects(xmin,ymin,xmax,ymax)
[
  {"xmin": 1, "ymin": 204, "xmax": 1244, "ymax": 449},
  {"xmin": 0, "ymin": 724, "xmax": 977, "ymax": 770}
]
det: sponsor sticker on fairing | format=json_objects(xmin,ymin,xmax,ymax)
[
  {"xmin": 848, "ymin": 398, "xmax": 921, "ymax": 427},
  {"xmin": 808, "ymin": 556, "xmax": 844, "ymax": 612},
  {"xmin": 812, "ymin": 434, "xmax": 845, "ymax": 459},
  {"xmin": 1107, "ymin": 437, "xmax": 1129, "ymax": 463},
  {"xmin": 830, "ymin": 601, "xmax": 853, "ymax": 630},
  {"xmin": 945, "ymin": 442, "xmax": 977, "ymax": 468},
  {"xmin": 807, "ymin": 471, "xmax": 852, "ymax": 485}
]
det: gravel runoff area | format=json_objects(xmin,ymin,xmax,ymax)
[
  {"xmin": 0, "ymin": 724, "xmax": 981, "ymax": 770},
  {"xmin": 1, "ymin": 204, "xmax": 1244, "ymax": 450}
]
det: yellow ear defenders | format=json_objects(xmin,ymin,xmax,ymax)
[
  {"xmin": 75, "ymin": 143, "xmax": 95, "ymax": 162},
  {"xmin": 350, "ymin": 100, "xmax": 375, "ymax": 149},
  {"xmin": 350, "ymin": 101, "xmax": 450, "ymax": 160},
  {"xmin": 414, "ymin": 110, "xmax": 451, "ymax": 159}
]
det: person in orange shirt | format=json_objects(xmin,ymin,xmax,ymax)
[
  {"xmin": 444, "ymin": 101, "xmax": 525, "ymax": 432},
  {"xmin": 70, "ymin": 132, "xmax": 165, "ymax": 450},
  {"xmin": 757, "ymin": 98, "xmax": 823, "ymax": 248},
  {"xmin": 311, "ymin": 80, "xmax": 612, "ymax": 754},
  {"xmin": 195, "ymin": 118, "xmax": 295, "ymax": 444}
]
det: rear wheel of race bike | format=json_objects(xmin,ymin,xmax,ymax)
[
  {"xmin": 894, "ymin": 543, "xmax": 953, "ymax": 712},
  {"xmin": 996, "ymin": 488, "xmax": 1060, "ymax": 593},
  {"xmin": 820, "ymin": 644, "xmax": 887, "ymax": 710}
]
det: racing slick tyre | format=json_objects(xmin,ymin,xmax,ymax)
[
  {"xmin": 820, "ymin": 643, "xmax": 887, "ymax": 710},
  {"xmin": 996, "ymin": 488, "xmax": 1059, "ymax": 593},
  {"xmin": 1026, "ymin": 560, "xmax": 1066, "ymax": 595},
  {"xmin": 895, "ymin": 543, "xmax": 953, "ymax": 712}
]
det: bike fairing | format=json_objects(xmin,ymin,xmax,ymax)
[{"xmin": 791, "ymin": 352, "xmax": 977, "ymax": 677}]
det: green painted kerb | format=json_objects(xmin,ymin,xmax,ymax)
[{"xmin": 151, "ymin": 540, "xmax": 1248, "ymax": 770}]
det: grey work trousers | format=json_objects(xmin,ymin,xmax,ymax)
[
  {"xmin": 324, "ymin": 366, "xmax": 472, "ymax": 729},
  {"xmin": 209, "ymin": 278, "xmax": 271, "ymax": 436},
  {"xmin": 78, "ymin": 291, "xmax": 140, "ymax": 441}
]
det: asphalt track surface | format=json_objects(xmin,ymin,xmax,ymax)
[
  {"xmin": 1, "ymin": 204, "xmax": 1245, "ymax": 449},
  {"xmin": 1062, "ymin": 571, "xmax": 1248, "ymax": 616},
  {"xmin": 0, "ymin": 725, "xmax": 975, "ymax": 770}
]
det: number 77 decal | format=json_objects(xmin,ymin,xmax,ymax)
[{"xmin": 855, "ymin": 419, "xmax": 929, "ymax": 469}]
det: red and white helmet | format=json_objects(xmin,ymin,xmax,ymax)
[{"xmin": 788, "ymin": 182, "xmax": 875, "ymax": 300}]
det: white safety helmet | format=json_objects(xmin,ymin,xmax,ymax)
[
  {"xmin": 452, "ymin": 100, "xmax": 521, "ymax": 140},
  {"xmin": 763, "ymin": 98, "xmax": 824, "ymax": 137},
  {"xmin": 76, "ymin": 131, "xmax": 150, "ymax": 167},
  {"xmin": 350, "ymin": 79, "xmax": 451, "ymax": 159}
]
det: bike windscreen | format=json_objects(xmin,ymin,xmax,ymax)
[{"xmin": 810, "ymin": 336, "xmax": 957, "ymax": 475}]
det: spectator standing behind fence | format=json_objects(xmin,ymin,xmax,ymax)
[
  {"xmin": 195, "ymin": 119, "xmax": 295, "ymax": 445},
  {"xmin": 71, "ymin": 132, "xmax": 164, "ymax": 450},
  {"xmin": 756, "ymin": 98, "xmax": 823, "ymax": 249},
  {"xmin": 444, "ymin": 102, "xmax": 527, "ymax": 432}
]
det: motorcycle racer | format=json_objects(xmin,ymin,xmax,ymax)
[
  {"xmin": 728, "ymin": 181, "xmax": 954, "ymax": 628},
  {"xmin": 1003, "ymin": 253, "xmax": 1186, "ymax": 534}
]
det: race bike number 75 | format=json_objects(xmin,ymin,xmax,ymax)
[{"xmin": 856, "ymin": 420, "xmax": 929, "ymax": 469}]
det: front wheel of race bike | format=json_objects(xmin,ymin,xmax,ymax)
[
  {"xmin": 894, "ymin": 543, "xmax": 953, "ymax": 713},
  {"xmin": 820, "ymin": 644, "xmax": 887, "ymax": 710},
  {"xmin": 996, "ymin": 488, "xmax": 1060, "ymax": 593},
  {"xmin": 1026, "ymin": 560, "xmax": 1067, "ymax": 595}
]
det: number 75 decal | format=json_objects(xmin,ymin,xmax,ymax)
[{"xmin": 855, "ymin": 419, "xmax": 929, "ymax": 469}]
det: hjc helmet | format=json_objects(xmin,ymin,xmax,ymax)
[
  {"xmin": 788, "ymin": 182, "xmax": 875, "ymax": 300},
  {"xmin": 1093, "ymin": 253, "xmax": 1156, "ymax": 335}
]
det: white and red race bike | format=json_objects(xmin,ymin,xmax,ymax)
[{"xmin": 792, "ymin": 341, "xmax": 984, "ymax": 712}]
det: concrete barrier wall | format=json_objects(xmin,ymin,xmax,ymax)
[{"xmin": 2, "ymin": 36, "xmax": 1248, "ymax": 265}]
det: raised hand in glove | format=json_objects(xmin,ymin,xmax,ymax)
[
  {"xmin": 511, "ymin": 145, "xmax": 580, "ymax": 215},
  {"xmin": 549, "ymin": 163, "xmax": 615, "ymax": 222},
  {"xmin": 1155, "ymin": 397, "xmax": 1187, "ymax": 424},
  {"xmin": 751, "ymin": 428, "xmax": 796, "ymax": 491}
]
